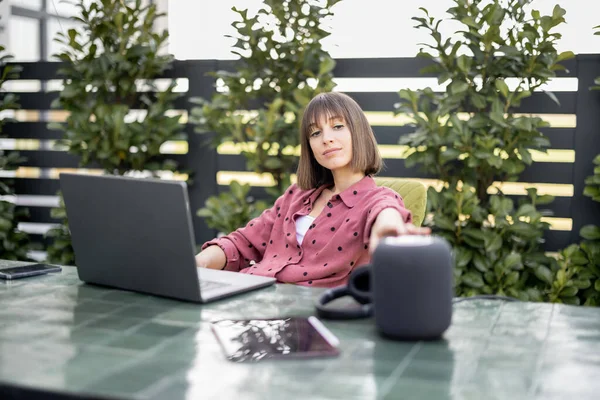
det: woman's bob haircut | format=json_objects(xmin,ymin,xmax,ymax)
[{"xmin": 296, "ymin": 92, "xmax": 382, "ymax": 190}]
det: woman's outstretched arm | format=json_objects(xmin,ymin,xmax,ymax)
[{"xmin": 368, "ymin": 208, "xmax": 431, "ymax": 254}]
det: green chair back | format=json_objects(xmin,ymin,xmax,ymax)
[{"xmin": 374, "ymin": 177, "xmax": 428, "ymax": 227}]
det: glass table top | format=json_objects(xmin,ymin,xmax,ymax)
[{"xmin": 1, "ymin": 260, "xmax": 599, "ymax": 400}]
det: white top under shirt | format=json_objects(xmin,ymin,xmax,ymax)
[{"xmin": 295, "ymin": 215, "xmax": 315, "ymax": 245}]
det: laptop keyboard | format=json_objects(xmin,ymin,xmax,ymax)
[{"xmin": 199, "ymin": 279, "xmax": 231, "ymax": 292}]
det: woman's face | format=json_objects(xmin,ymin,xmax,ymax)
[{"xmin": 308, "ymin": 115, "xmax": 353, "ymax": 173}]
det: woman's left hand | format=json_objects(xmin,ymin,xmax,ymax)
[{"xmin": 369, "ymin": 208, "xmax": 431, "ymax": 254}]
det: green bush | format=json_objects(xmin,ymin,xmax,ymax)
[
  {"xmin": 45, "ymin": 0, "xmax": 183, "ymax": 264},
  {"xmin": 396, "ymin": 0, "xmax": 573, "ymax": 300},
  {"xmin": 50, "ymin": 0, "xmax": 183, "ymax": 174},
  {"xmin": 197, "ymin": 181, "xmax": 269, "ymax": 235},
  {"xmin": 44, "ymin": 193, "xmax": 74, "ymax": 266},
  {"xmin": 550, "ymin": 153, "xmax": 600, "ymax": 306},
  {"xmin": 544, "ymin": 25, "xmax": 600, "ymax": 306},
  {"xmin": 190, "ymin": 0, "xmax": 339, "ymax": 233},
  {"xmin": 0, "ymin": 39, "xmax": 33, "ymax": 261}
]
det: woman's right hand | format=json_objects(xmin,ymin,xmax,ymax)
[{"xmin": 195, "ymin": 245, "xmax": 227, "ymax": 270}]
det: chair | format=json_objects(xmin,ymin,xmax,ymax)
[{"xmin": 374, "ymin": 177, "xmax": 427, "ymax": 227}]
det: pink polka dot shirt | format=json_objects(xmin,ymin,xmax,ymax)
[{"xmin": 202, "ymin": 176, "xmax": 412, "ymax": 287}]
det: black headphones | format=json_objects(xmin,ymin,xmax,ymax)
[{"xmin": 315, "ymin": 265, "xmax": 374, "ymax": 319}]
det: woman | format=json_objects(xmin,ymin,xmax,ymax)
[{"xmin": 195, "ymin": 92, "xmax": 430, "ymax": 287}]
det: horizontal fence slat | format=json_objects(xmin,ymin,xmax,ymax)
[
  {"xmin": 17, "ymin": 150, "xmax": 186, "ymax": 169},
  {"xmin": 13, "ymin": 178, "xmax": 60, "ymax": 195},
  {"xmin": 225, "ymin": 185, "xmax": 271, "ymax": 200},
  {"xmin": 507, "ymin": 195, "xmax": 571, "ymax": 218},
  {"xmin": 379, "ymin": 159, "xmax": 427, "ymax": 178},
  {"xmin": 334, "ymin": 57, "xmax": 439, "ymax": 78},
  {"xmin": 381, "ymin": 159, "xmax": 573, "ymax": 184},
  {"xmin": 18, "ymin": 150, "xmax": 85, "ymax": 169},
  {"xmin": 16, "ymin": 205, "xmax": 54, "ymax": 224},
  {"xmin": 10, "ymin": 60, "xmax": 219, "ymax": 80},
  {"xmin": 3, "ymin": 122, "xmax": 198, "ymax": 141},
  {"xmin": 3, "ymin": 122, "xmax": 63, "ymax": 140},
  {"xmin": 211, "ymin": 58, "xmax": 577, "ymax": 78},
  {"xmin": 17, "ymin": 92, "xmax": 195, "ymax": 111},
  {"xmin": 17, "ymin": 92, "xmax": 57, "ymax": 110},
  {"xmin": 518, "ymin": 92, "xmax": 576, "ymax": 114},
  {"xmin": 161, "ymin": 60, "xmax": 219, "ymax": 79},
  {"xmin": 217, "ymin": 154, "xmax": 250, "ymax": 172},
  {"xmin": 518, "ymin": 162, "xmax": 573, "ymax": 185},
  {"xmin": 17, "ymin": 92, "xmax": 193, "ymax": 111},
  {"xmin": 540, "ymin": 128, "xmax": 574, "ymax": 150},
  {"xmin": 374, "ymin": 126, "xmax": 574, "ymax": 150},
  {"xmin": 219, "ymin": 186, "xmax": 572, "ymax": 219},
  {"xmin": 544, "ymin": 230, "xmax": 571, "ymax": 252},
  {"xmin": 218, "ymin": 154, "xmax": 573, "ymax": 184},
  {"xmin": 373, "ymin": 126, "xmax": 413, "ymax": 145},
  {"xmin": 23, "ymin": 234, "xmax": 52, "ymax": 248},
  {"xmin": 334, "ymin": 58, "xmax": 577, "ymax": 78},
  {"xmin": 13, "ymin": 62, "xmax": 61, "ymax": 80},
  {"xmin": 346, "ymin": 92, "xmax": 576, "ymax": 113}
]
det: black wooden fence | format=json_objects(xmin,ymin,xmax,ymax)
[{"xmin": 3, "ymin": 56, "xmax": 600, "ymax": 253}]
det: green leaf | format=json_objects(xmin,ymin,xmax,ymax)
[
  {"xmin": 556, "ymin": 269, "xmax": 567, "ymax": 285},
  {"xmin": 573, "ymin": 279, "xmax": 591, "ymax": 289},
  {"xmin": 440, "ymin": 148, "xmax": 462, "ymax": 162},
  {"xmin": 552, "ymin": 5, "xmax": 566, "ymax": 20},
  {"xmin": 561, "ymin": 296, "xmax": 580, "ymax": 306},
  {"xmin": 485, "ymin": 234, "xmax": 502, "ymax": 253},
  {"xmin": 535, "ymin": 195, "xmax": 554, "ymax": 205},
  {"xmin": 434, "ymin": 215, "xmax": 455, "ymax": 231},
  {"xmin": 319, "ymin": 57, "xmax": 336, "ymax": 76},
  {"xmin": 490, "ymin": 195, "xmax": 513, "ymax": 216},
  {"xmin": 462, "ymin": 271, "xmax": 485, "ymax": 288},
  {"xmin": 490, "ymin": 98, "xmax": 507, "ymax": 126},
  {"xmin": 470, "ymin": 93, "xmax": 487, "ymax": 109},
  {"xmin": 556, "ymin": 51, "xmax": 575, "ymax": 62},
  {"xmin": 504, "ymin": 252, "xmax": 523, "ymax": 270},
  {"xmin": 516, "ymin": 204, "xmax": 537, "ymax": 218},
  {"xmin": 512, "ymin": 117, "xmax": 532, "ymax": 132},
  {"xmin": 504, "ymin": 271, "xmax": 519, "ymax": 286},
  {"xmin": 456, "ymin": 55, "xmax": 470, "ymax": 72},
  {"xmin": 508, "ymin": 221, "xmax": 539, "ymax": 238},
  {"xmin": 264, "ymin": 157, "xmax": 283, "ymax": 169},
  {"xmin": 494, "ymin": 80, "xmax": 509, "ymax": 98},
  {"xmin": 571, "ymin": 251, "xmax": 589, "ymax": 266},
  {"xmin": 472, "ymin": 253, "xmax": 490, "ymax": 273},
  {"xmin": 454, "ymin": 247, "xmax": 473, "ymax": 268},
  {"xmin": 580, "ymin": 225, "xmax": 600, "ymax": 240},
  {"xmin": 544, "ymin": 91, "xmax": 560, "ymax": 106},
  {"xmin": 229, "ymin": 181, "xmax": 244, "ymax": 199},
  {"xmin": 534, "ymin": 266, "xmax": 553, "ymax": 285},
  {"xmin": 462, "ymin": 228, "xmax": 485, "ymax": 241},
  {"xmin": 561, "ymin": 286, "xmax": 578, "ymax": 297},
  {"xmin": 449, "ymin": 81, "xmax": 469, "ymax": 94},
  {"xmin": 461, "ymin": 16, "xmax": 480, "ymax": 29},
  {"xmin": 67, "ymin": 28, "xmax": 78, "ymax": 43}
]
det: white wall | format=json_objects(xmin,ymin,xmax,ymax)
[
  {"xmin": 168, "ymin": 0, "xmax": 600, "ymax": 60},
  {"xmin": 0, "ymin": 0, "xmax": 10, "ymax": 50}
]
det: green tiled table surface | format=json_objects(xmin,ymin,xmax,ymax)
[{"xmin": 1, "ymin": 260, "xmax": 600, "ymax": 400}]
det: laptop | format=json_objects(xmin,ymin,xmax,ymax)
[{"xmin": 59, "ymin": 173, "xmax": 276, "ymax": 303}]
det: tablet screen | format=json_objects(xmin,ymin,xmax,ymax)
[{"xmin": 211, "ymin": 316, "xmax": 340, "ymax": 362}]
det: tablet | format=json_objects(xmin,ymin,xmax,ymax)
[
  {"xmin": 0, "ymin": 264, "xmax": 62, "ymax": 280},
  {"xmin": 211, "ymin": 316, "xmax": 340, "ymax": 362}
]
